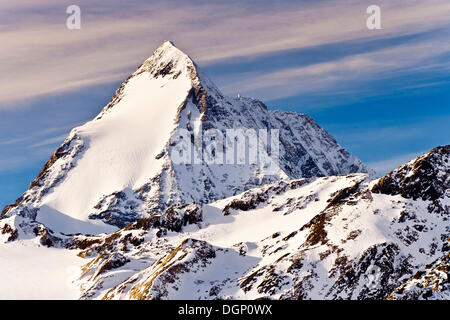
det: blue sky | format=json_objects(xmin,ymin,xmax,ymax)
[{"xmin": 0, "ymin": 0, "xmax": 449, "ymax": 210}]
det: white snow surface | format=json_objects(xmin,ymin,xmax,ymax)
[{"xmin": 0, "ymin": 241, "xmax": 84, "ymax": 299}]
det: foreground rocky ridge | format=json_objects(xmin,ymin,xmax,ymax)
[
  {"xmin": 1, "ymin": 146, "xmax": 447, "ymax": 299},
  {"xmin": 389, "ymin": 252, "xmax": 449, "ymax": 300}
]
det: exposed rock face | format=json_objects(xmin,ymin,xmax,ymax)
[
  {"xmin": 102, "ymin": 239, "xmax": 218, "ymax": 300},
  {"xmin": 389, "ymin": 251, "xmax": 449, "ymax": 300},
  {"xmin": 372, "ymin": 145, "xmax": 450, "ymax": 200},
  {"xmin": 1, "ymin": 41, "xmax": 373, "ymax": 231},
  {"xmin": 0, "ymin": 214, "xmax": 72, "ymax": 247}
]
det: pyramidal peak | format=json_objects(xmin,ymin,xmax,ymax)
[
  {"xmin": 158, "ymin": 39, "xmax": 177, "ymax": 50},
  {"xmin": 136, "ymin": 40, "xmax": 196, "ymax": 77},
  {"xmin": 96, "ymin": 40, "xmax": 221, "ymax": 120},
  {"xmin": 146, "ymin": 40, "xmax": 188, "ymax": 64},
  {"xmin": 1, "ymin": 41, "xmax": 374, "ymax": 234},
  {"xmin": 137, "ymin": 40, "xmax": 220, "ymax": 94}
]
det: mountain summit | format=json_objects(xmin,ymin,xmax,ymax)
[{"xmin": 1, "ymin": 41, "xmax": 373, "ymax": 234}]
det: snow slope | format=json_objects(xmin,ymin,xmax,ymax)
[{"xmin": 0, "ymin": 241, "xmax": 84, "ymax": 299}]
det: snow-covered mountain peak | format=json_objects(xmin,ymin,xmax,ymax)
[
  {"xmin": 135, "ymin": 40, "xmax": 195, "ymax": 78},
  {"xmin": 134, "ymin": 40, "xmax": 218, "ymax": 96},
  {"xmin": 151, "ymin": 40, "xmax": 178, "ymax": 55},
  {"xmin": 95, "ymin": 40, "xmax": 221, "ymax": 121},
  {"xmin": 1, "ymin": 42, "xmax": 374, "ymax": 233}
]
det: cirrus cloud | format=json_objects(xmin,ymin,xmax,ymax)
[{"xmin": 0, "ymin": 0, "xmax": 449, "ymax": 108}]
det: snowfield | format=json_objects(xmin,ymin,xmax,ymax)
[{"xmin": 0, "ymin": 241, "xmax": 84, "ymax": 299}]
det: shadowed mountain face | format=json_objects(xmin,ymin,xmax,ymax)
[{"xmin": 1, "ymin": 41, "xmax": 373, "ymax": 232}]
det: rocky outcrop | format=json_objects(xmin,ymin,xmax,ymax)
[
  {"xmin": 389, "ymin": 250, "xmax": 449, "ymax": 300},
  {"xmin": 102, "ymin": 239, "xmax": 217, "ymax": 300},
  {"xmin": 372, "ymin": 145, "xmax": 450, "ymax": 200}
]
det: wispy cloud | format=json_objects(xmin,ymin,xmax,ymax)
[
  {"xmin": 0, "ymin": 123, "xmax": 78, "ymax": 173},
  {"xmin": 220, "ymin": 38, "xmax": 450, "ymax": 100},
  {"xmin": 1, "ymin": 0, "xmax": 449, "ymax": 108},
  {"xmin": 0, "ymin": 146, "xmax": 55, "ymax": 173},
  {"xmin": 26, "ymin": 134, "xmax": 67, "ymax": 148},
  {"xmin": 0, "ymin": 124, "xmax": 79, "ymax": 146}
]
